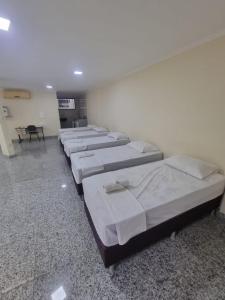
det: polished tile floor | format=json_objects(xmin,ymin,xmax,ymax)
[{"xmin": 0, "ymin": 138, "xmax": 225, "ymax": 300}]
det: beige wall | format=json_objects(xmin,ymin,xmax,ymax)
[
  {"xmin": 0, "ymin": 90, "xmax": 60, "ymax": 139},
  {"xmin": 87, "ymin": 35, "xmax": 225, "ymax": 171}
]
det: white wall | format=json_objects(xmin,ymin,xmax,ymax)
[
  {"xmin": 0, "ymin": 90, "xmax": 60, "ymax": 139},
  {"xmin": 87, "ymin": 35, "xmax": 225, "ymax": 171},
  {"xmin": 0, "ymin": 104, "xmax": 15, "ymax": 156}
]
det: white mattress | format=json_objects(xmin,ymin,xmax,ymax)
[
  {"xmin": 64, "ymin": 136, "xmax": 130, "ymax": 157},
  {"xmin": 83, "ymin": 160, "xmax": 225, "ymax": 247},
  {"xmin": 71, "ymin": 145, "xmax": 163, "ymax": 184},
  {"xmin": 60, "ymin": 130, "xmax": 108, "ymax": 144}
]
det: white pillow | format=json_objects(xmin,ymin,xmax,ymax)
[
  {"xmin": 128, "ymin": 141, "xmax": 159, "ymax": 153},
  {"xmin": 94, "ymin": 127, "xmax": 107, "ymax": 132},
  {"xmin": 107, "ymin": 132, "xmax": 128, "ymax": 140},
  {"xmin": 165, "ymin": 155, "xmax": 219, "ymax": 179}
]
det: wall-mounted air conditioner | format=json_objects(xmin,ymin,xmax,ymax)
[{"xmin": 3, "ymin": 89, "xmax": 31, "ymax": 99}]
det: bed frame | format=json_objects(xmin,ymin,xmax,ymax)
[
  {"xmin": 65, "ymin": 152, "xmax": 71, "ymax": 167},
  {"xmin": 73, "ymin": 177, "xmax": 84, "ymax": 195},
  {"xmin": 84, "ymin": 195, "xmax": 222, "ymax": 268},
  {"xmin": 60, "ymin": 140, "xmax": 72, "ymax": 167}
]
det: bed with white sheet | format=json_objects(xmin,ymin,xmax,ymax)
[
  {"xmin": 83, "ymin": 156, "xmax": 225, "ymax": 267},
  {"xmin": 58, "ymin": 125, "xmax": 95, "ymax": 134},
  {"xmin": 63, "ymin": 133, "xmax": 130, "ymax": 157},
  {"xmin": 71, "ymin": 142, "xmax": 163, "ymax": 194},
  {"xmin": 60, "ymin": 128, "xmax": 108, "ymax": 144}
]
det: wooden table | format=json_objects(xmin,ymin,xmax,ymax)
[{"xmin": 15, "ymin": 126, "xmax": 45, "ymax": 143}]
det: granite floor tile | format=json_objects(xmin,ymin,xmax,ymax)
[
  {"xmin": 1, "ymin": 138, "xmax": 225, "ymax": 299},
  {"xmin": 0, "ymin": 232, "xmax": 35, "ymax": 293},
  {"xmin": 0, "ymin": 281, "xmax": 34, "ymax": 300},
  {"xmin": 0, "ymin": 211, "xmax": 34, "ymax": 246},
  {"xmin": 33, "ymin": 262, "xmax": 128, "ymax": 300},
  {"xmin": 0, "ymin": 181, "xmax": 15, "ymax": 205},
  {"xmin": 34, "ymin": 225, "xmax": 82, "ymax": 278}
]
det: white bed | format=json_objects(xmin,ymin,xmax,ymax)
[
  {"xmin": 64, "ymin": 135, "xmax": 130, "ymax": 157},
  {"xmin": 83, "ymin": 159, "xmax": 225, "ymax": 247},
  {"xmin": 59, "ymin": 125, "xmax": 95, "ymax": 134},
  {"xmin": 71, "ymin": 144, "xmax": 163, "ymax": 184},
  {"xmin": 60, "ymin": 129, "xmax": 108, "ymax": 144}
]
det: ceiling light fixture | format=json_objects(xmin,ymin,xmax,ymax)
[
  {"xmin": 73, "ymin": 70, "xmax": 83, "ymax": 76},
  {"xmin": 46, "ymin": 85, "xmax": 53, "ymax": 89},
  {"xmin": 0, "ymin": 17, "xmax": 11, "ymax": 31}
]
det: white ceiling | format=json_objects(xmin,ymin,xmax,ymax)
[{"xmin": 1, "ymin": 0, "xmax": 225, "ymax": 92}]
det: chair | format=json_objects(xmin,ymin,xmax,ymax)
[
  {"xmin": 15, "ymin": 127, "xmax": 27, "ymax": 143},
  {"xmin": 26, "ymin": 125, "xmax": 40, "ymax": 142}
]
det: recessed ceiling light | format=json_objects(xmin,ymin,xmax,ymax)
[
  {"xmin": 46, "ymin": 85, "xmax": 53, "ymax": 89},
  {"xmin": 0, "ymin": 17, "xmax": 11, "ymax": 31},
  {"xmin": 73, "ymin": 70, "xmax": 83, "ymax": 75}
]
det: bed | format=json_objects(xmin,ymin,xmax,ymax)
[
  {"xmin": 63, "ymin": 134, "xmax": 130, "ymax": 158},
  {"xmin": 71, "ymin": 142, "xmax": 163, "ymax": 195},
  {"xmin": 59, "ymin": 128, "xmax": 108, "ymax": 144},
  {"xmin": 82, "ymin": 156, "xmax": 225, "ymax": 267},
  {"xmin": 58, "ymin": 125, "xmax": 95, "ymax": 134}
]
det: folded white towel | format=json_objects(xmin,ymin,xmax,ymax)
[
  {"xmin": 103, "ymin": 176, "xmax": 130, "ymax": 193},
  {"xmin": 103, "ymin": 183, "xmax": 125, "ymax": 193},
  {"xmin": 115, "ymin": 176, "xmax": 130, "ymax": 188},
  {"xmin": 78, "ymin": 153, "xmax": 94, "ymax": 159}
]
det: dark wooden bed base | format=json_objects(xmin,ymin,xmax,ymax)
[
  {"xmin": 59, "ymin": 140, "xmax": 71, "ymax": 167},
  {"xmin": 68, "ymin": 161, "xmax": 83, "ymax": 195},
  {"xmin": 65, "ymin": 152, "xmax": 71, "ymax": 167},
  {"xmin": 84, "ymin": 195, "xmax": 222, "ymax": 268},
  {"xmin": 74, "ymin": 178, "xmax": 83, "ymax": 195}
]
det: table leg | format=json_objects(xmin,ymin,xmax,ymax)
[
  {"xmin": 42, "ymin": 127, "xmax": 45, "ymax": 140},
  {"xmin": 18, "ymin": 134, "xmax": 23, "ymax": 143}
]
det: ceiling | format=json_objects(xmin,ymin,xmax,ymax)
[{"xmin": 1, "ymin": 0, "xmax": 225, "ymax": 92}]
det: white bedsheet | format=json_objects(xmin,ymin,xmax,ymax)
[
  {"xmin": 64, "ymin": 136, "xmax": 130, "ymax": 157},
  {"xmin": 59, "ymin": 126, "xmax": 93, "ymax": 134},
  {"xmin": 73, "ymin": 154, "xmax": 104, "ymax": 177},
  {"xmin": 99, "ymin": 184, "xmax": 146, "ymax": 245},
  {"xmin": 60, "ymin": 130, "xmax": 108, "ymax": 144},
  {"xmin": 71, "ymin": 145, "xmax": 163, "ymax": 183},
  {"xmin": 83, "ymin": 160, "xmax": 225, "ymax": 246}
]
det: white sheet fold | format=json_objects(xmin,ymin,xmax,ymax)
[
  {"xmin": 78, "ymin": 153, "xmax": 94, "ymax": 159},
  {"xmin": 79, "ymin": 156, "xmax": 104, "ymax": 177},
  {"xmin": 99, "ymin": 186, "xmax": 147, "ymax": 245},
  {"xmin": 71, "ymin": 144, "xmax": 87, "ymax": 152}
]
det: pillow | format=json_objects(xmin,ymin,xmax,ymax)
[
  {"xmin": 165, "ymin": 155, "xmax": 219, "ymax": 179},
  {"xmin": 94, "ymin": 127, "xmax": 107, "ymax": 132},
  {"xmin": 107, "ymin": 132, "xmax": 128, "ymax": 140},
  {"xmin": 128, "ymin": 141, "xmax": 159, "ymax": 153}
]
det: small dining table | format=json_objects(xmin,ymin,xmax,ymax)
[{"xmin": 15, "ymin": 126, "xmax": 45, "ymax": 143}]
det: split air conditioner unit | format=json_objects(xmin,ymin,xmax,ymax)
[{"xmin": 3, "ymin": 89, "xmax": 31, "ymax": 99}]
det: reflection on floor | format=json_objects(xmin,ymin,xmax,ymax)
[{"xmin": 0, "ymin": 138, "xmax": 225, "ymax": 299}]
